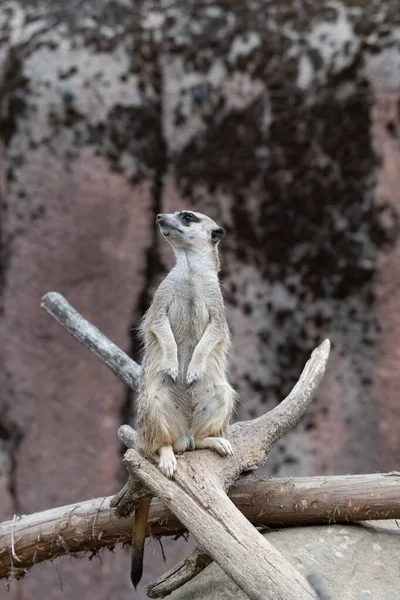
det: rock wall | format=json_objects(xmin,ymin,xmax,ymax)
[{"xmin": 0, "ymin": 1, "xmax": 400, "ymax": 598}]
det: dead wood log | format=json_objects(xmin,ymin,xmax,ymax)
[
  {"xmin": 40, "ymin": 292, "xmax": 329, "ymax": 599},
  {"xmin": 1, "ymin": 473, "xmax": 399, "ymax": 581},
  {"xmin": 114, "ymin": 344, "xmax": 331, "ymax": 599}
]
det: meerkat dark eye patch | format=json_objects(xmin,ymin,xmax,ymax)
[
  {"xmin": 179, "ymin": 211, "xmax": 201, "ymax": 225},
  {"xmin": 211, "ymin": 227, "xmax": 225, "ymax": 243}
]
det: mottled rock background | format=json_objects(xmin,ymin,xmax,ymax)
[{"xmin": 0, "ymin": 0, "xmax": 400, "ymax": 598}]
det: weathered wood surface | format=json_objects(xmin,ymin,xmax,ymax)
[
  {"xmin": 1, "ymin": 473, "xmax": 399, "ymax": 581},
  {"xmin": 41, "ymin": 292, "xmax": 328, "ymax": 599},
  {"xmin": 112, "ymin": 336, "xmax": 331, "ymax": 599},
  {"xmin": 41, "ymin": 292, "xmax": 141, "ymax": 388}
]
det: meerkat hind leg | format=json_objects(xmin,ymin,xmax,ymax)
[
  {"xmin": 158, "ymin": 445, "xmax": 177, "ymax": 478},
  {"xmin": 195, "ymin": 437, "xmax": 233, "ymax": 456}
]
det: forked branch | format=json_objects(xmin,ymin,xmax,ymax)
[
  {"xmin": 123, "ymin": 446, "xmax": 318, "ymax": 599},
  {"xmin": 40, "ymin": 292, "xmax": 330, "ymax": 600}
]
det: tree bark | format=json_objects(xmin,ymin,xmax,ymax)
[
  {"xmin": 41, "ymin": 292, "xmax": 329, "ymax": 599},
  {"xmin": 41, "ymin": 292, "xmax": 141, "ymax": 389},
  {"xmin": 112, "ymin": 343, "xmax": 330, "ymax": 599},
  {"xmin": 1, "ymin": 473, "xmax": 399, "ymax": 581},
  {"xmin": 122, "ymin": 448, "xmax": 319, "ymax": 600}
]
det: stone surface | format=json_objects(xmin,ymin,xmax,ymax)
[
  {"xmin": 170, "ymin": 521, "xmax": 400, "ymax": 600},
  {"xmin": 0, "ymin": 1, "xmax": 400, "ymax": 599}
]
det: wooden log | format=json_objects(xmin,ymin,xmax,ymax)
[
  {"xmin": 2, "ymin": 473, "xmax": 399, "ymax": 581},
  {"xmin": 115, "ymin": 342, "xmax": 330, "ymax": 599},
  {"xmin": 123, "ymin": 447, "xmax": 317, "ymax": 600},
  {"xmin": 40, "ymin": 292, "xmax": 330, "ymax": 599}
]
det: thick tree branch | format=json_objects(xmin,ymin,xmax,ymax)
[
  {"xmin": 118, "ymin": 424, "xmax": 137, "ymax": 449},
  {"xmin": 40, "ymin": 292, "xmax": 330, "ymax": 599},
  {"xmin": 41, "ymin": 292, "xmax": 141, "ymax": 389},
  {"xmin": 124, "ymin": 447, "xmax": 318, "ymax": 600},
  {"xmin": 1, "ymin": 474, "xmax": 399, "ymax": 581},
  {"xmin": 116, "ymin": 339, "xmax": 331, "ymax": 599},
  {"xmin": 225, "ymin": 340, "xmax": 331, "ymax": 481}
]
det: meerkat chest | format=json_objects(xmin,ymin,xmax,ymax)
[{"xmin": 168, "ymin": 276, "xmax": 215, "ymax": 340}]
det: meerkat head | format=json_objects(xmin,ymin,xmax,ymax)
[{"xmin": 156, "ymin": 211, "xmax": 225, "ymax": 253}]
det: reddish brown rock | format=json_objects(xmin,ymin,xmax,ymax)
[
  {"xmin": 369, "ymin": 59, "xmax": 400, "ymax": 471},
  {"xmin": 1, "ymin": 1, "xmax": 400, "ymax": 599},
  {"xmin": 0, "ymin": 148, "xmax": 154, "ymax": 597}
]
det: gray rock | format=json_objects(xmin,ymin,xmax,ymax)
[{"xmin": 170, "ymin": 521, "xmax": 400, "ymax": 600}]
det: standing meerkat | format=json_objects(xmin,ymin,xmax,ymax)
[{"xmin": 131, "ymin": 209, "xmax": 237, "ymax": 588}]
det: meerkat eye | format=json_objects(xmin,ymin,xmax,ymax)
[{"xmin": 179, "ymin": 212, "xmax": 201, "ymax": 225}]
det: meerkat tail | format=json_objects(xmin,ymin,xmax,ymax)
[{"xmin": 131, "ymin": 498, "xmax": 151, "ymax": 588}]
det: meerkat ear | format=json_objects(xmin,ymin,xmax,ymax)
[{"xmin": 211, "ymin": 227, "xmax": 225, "ymax": 243}]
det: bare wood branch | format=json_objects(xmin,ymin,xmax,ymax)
[
  {"xmin": 118, "ymin": 424, "xmax": 137, "ymax": 449},
  {"xmin": 108, "ymin": 475, "xmax": 145, "ymax": 514},
  {"xmin": 40, "ymin": 292, "xmax": 141, "ymax": 389},
  {"xmin": 2, "ymin": 473, "xmax": 400, "ymax": 581},
  {"xmin": 109, "ymin": 476, "xmax": 148, "ymax": 516},
  {"xmin": 266, "ymin": 340, "xmax": 331, "ymax": 444},
  {"xmin": 146, "ymin": 548, "xmax": 212, "ymax": 599},
  {"xmin": 114, "ymin": 341, "xmax": 331, "ymax": 520},
  {"xmin": 225, "ymin": 340, "xmax": 331, "ymax": 481},
  {"xmin": 119, "ymin": 340, "xmax": 332, "ymax": 600},
  {"xmin": 123, "ymin": 448, "xmax": 317, "ymax": 600},
  {"xmin": 40, "ymin": 293, "xmax": 330, "ymax": 598}
]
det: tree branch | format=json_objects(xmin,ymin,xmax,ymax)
[
  {"xmin": 40, "ymin": 292, "xmax": 141, "ymax": 389},
  {"xmin": 125, "ymin": 448, "xmax": 319, "ymax": 600},
  {"xmin": 40, "ymin": 292, "xmax": 330, "ymax": 599},
  {"xmin": 118, "ymin": 424, "xmax": 137, "ymax": 449},
  {"xmin": 146, "ymin": 548, "xmax": 212, "ymax": 599},
  {"xmin": 226, "ymin": 340, "xmax": 331, "ymax": 476},
  {"xmin": 265, "ymin": 339, "xmax": 331, "ymax": 444},
  {"xmin": 116, "ymin": 339, "xmax": 331, "ymax": 600},
  {"xmin": 1, "ymin": 474, "xmax": 398, "ymax": 581}
]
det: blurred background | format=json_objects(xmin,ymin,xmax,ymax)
[{"xmin": 1, "ymin": 0, "xmax": 400, "ymax": 598}]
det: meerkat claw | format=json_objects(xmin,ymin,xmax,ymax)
[
  {"xmin": 162, "ymin": 364, "xmax": 178, "ymax": 382},
  {"xmin": 195, "ymin": 437, "xmax": 234, "ymax": 456},
  {"xmin": 214, "ymin": 438, "xmax": 233, "ymax": 456},
  {"xmin": 158, "ymin": 458, "xmax": 176, "ymax": 478},
  {"xmin": 168, "ymin": 368, "xmax": 178, "ymax": 382},
  {"xmin": 186, "ymin": 371, "xmax": 198, "ymax": 386}
]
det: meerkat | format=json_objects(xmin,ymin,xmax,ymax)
[{"xmin": 130, "ymin": 210, "xmax": 237, "ymax": 588}]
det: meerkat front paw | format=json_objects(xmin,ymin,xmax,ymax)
[
  {"xmin": 186, "ymin": 362, "xmax": 204, "ymax": 386},
  {"xmin": 161, "ymin": 361, "xmax": 179, "ymax": 382},
  {"xmin": 186, "ymin": 369, "xmax": 199, "ymax": 386},
  {"xmin": 166, "ymin": 366, "xmax": 178, "ymax": 381}
]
